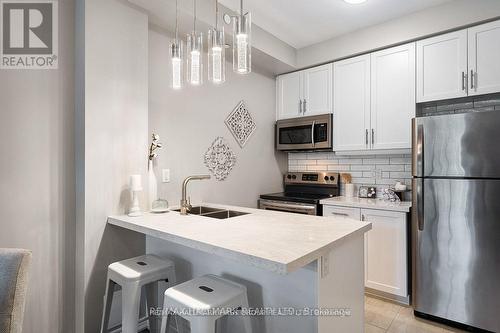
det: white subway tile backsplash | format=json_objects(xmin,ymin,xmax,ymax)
[
  {"xmin": 288, "ymin": 152, "xmax": 413, "ymax": 197},
  {"xmin": 297, "ymin": 159, "xmax": 317, "ymax": 165}
]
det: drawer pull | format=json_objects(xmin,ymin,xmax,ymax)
[{"xmin": 331, "ymin": 212, "xmax": 349, "ymax": 217}]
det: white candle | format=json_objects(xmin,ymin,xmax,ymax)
[{"xmin": 129, "ymin": 174, "xmax": 143, "ymax": 191}]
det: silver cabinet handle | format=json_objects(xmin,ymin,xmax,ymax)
[
  {"xmin": 365, "ymin": 129, "xmax": 369, "ymax": 146},
  {"xmin": 361, "ymin": 214, "xmax": 365, "ymax": 221},
  {"xmin": 303, "ymin": 99, "xmax": 307, "ymax": 113},
  {"xmin": 299, "ymin": 100, "xmax": 303, "ymax": 114},
  {"xmin": 470, "ymin": 70, "xmax": 475, "ymax": 89},
  {"xmin": 371, "ymin": 129, "xmax": 375, "ymax": 146},
  {"xmin": 311, "ymin": 121, "xmax": 315, "ymax": 146},
  {"xmin": 462, "ymin": 72, "xmax": 467, "ymax": 91},
  {"xmin": 330, "ymin": 212, "xmax": 348, "ymax": 217}
]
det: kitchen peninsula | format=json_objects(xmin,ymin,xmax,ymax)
[{"xmin": 108, "ymin": 203, "xmax": 371, "ymax": 333}]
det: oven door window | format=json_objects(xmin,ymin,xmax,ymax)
[{"xmin": 279, "ymin": 125, "xmax": 312, "ymax": 145}]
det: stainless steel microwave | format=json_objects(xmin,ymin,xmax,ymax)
[{"xmin": 276, "ymin": 114, "xmax": 333, "ymax": 151}]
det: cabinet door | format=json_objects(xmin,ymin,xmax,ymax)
[
  {"xmin": 468, "ymin": 20, "xmax": 500, "ymax": 96},
  {"xmin": 371, "ymin": 43, "xmax": 415, "ymax": 150},
  {"xmin": 277, "ymin": 72, "xmax": 302, "ymax": 120},
  {"xmin": 323, "ymin": 205, "xmax": 361, "ymax": 220},
  {"xmin": 303, "ymin": 64, "xmax": 333, "ymax": 116},
  {"xmin": 333, "ymin": 55, "xmax": 371, "ymax": 151},
  {"xmin": 416, "ymin": 30, "xmax": 468, "ymax": 102},
  {"xmin": 362, "ymin": 209, "xmax": 408, "ymax": 298}
]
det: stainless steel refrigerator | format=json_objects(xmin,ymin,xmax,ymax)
[{"xmin": 412, "ymin": 111, "xmax": 500, "ymax": 332}]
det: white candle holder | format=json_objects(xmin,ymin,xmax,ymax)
[{"xmin": 128, "ymin": 175, "xmax": 143, "ymax": 217}]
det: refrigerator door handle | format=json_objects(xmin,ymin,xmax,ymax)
[
  {"xmin": 413, "ymin": 178, "xmax": 424, "ymax": 231},
  {"xmin": 412, "ymin": 119, "xmax": 424, "ymax": 177}
]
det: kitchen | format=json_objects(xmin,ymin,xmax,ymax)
[{"xmin": 1, "ymin": 1, "xmax": 500, "ymax": 333}]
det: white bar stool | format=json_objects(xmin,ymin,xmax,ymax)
[
  {"xmin": 100, "ymin": 254, "xmax": 176, "ymax": 333},
  {"xmin": 160, "ymin": 274, "xmax": 252, "ymax": 333}
]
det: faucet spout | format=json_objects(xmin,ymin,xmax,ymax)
[{"xmin": 180, "ymin": 175, "xmax": 211, "ymax": 215}]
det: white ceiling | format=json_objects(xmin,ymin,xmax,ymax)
[{"xmin": 219, "ymin": 0, "xmax": 454, "ymax": 49}]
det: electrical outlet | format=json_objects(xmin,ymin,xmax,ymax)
[{"xmin": 162, "ymin": 169, "xmax": 170, "ymax": 183}]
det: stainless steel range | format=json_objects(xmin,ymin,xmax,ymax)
[{"xmin": 259, "ymin": 172, "xmax": 339, "ymax": 215}]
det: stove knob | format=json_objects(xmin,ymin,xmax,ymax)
[
  {"xmin": 330, "ymin": 176, "xmax": 335, "ymax": 181},
  {"xmin": 287, "ymin": 174, "xmax": 292, "ymax": 179},
  {"xmin": 324, "ymin": 176, "xmax": 329, "ymax": 181},
  {"xmin": 292, "ymin": 175, "xmax": 297, "ymax": 180}
]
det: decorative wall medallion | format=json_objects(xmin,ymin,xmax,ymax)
[
  {"xmin": 225, "ymin": 100, "xmax": 257, "ymax": 148},
  {"xmin": 204, "ymin": 137, "xmax": 237, "ymax": 181}
]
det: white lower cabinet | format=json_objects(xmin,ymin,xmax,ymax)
[
  {"xmin": 361, "ymin": 209, "xmax": 408, "ymax": 299},
  {"xmin": 323, "ymin": 205, "xmax": 408, "ymax": 301}
]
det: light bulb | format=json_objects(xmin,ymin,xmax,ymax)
[
  {"xmin": 172, "ymin": 57, "xmax": 182, "ymax": 89},
  {"xmin": 211, "ymin": 46, "xmax": 223, "ymax": 83},
  {"xmin": 236, "ymin": 34, "xmax": 248, "ymax": 73},
  {"xmin": 190, "ymin": 50, "xmax": 201, "ymax": 85}
]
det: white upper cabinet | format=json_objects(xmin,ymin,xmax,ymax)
[
  {"xmin": 468, "ymin": 20, "xmax": 500, "ymax": 96},
  {"xmin": 276, "ymin": 64, "xmax": 332, "ymax": 120},
  {"xmin": 303, "ymin": 64, "xmax": 333, "ymax": 116},
  {"xmin": 417, "ymin": 30, "xmax": 468, "ymax": 103},
  {"xmin": 277, "ymin": 72, "xmax": 302, "ymax": 119},
  {"xmin": 371, "ymin": 43, "xmax": 415, "ymax": 150},
  {"xmin": 333, "ymin": 54, "xmax": 371, "ymax": 151}
]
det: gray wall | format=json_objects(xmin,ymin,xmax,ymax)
[
  {"xmin": 297, "ymin": 0, "xmax": 500, "ymax": 68},
  {"xmin": 76, "ymin": 0, "xmax": 150, "ymax": 332},
  {"xmin": 148, "ymin": 27, "xmax": 287, "ymax": 208},
  {"xmin": 0, "ymin": 0, "xmax": 75, "ymax": 332}
]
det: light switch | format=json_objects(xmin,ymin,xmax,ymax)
[{"xmin": 162, "ymin": 169, "xmax": 170, "ymax": 183}]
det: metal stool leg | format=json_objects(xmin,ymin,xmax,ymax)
[
  {"xmin": 100, "ymin": 279, "xmax": 116, "ymax": 333},
  {"xmin": 240, "ymin": 295, "xmax": 252, "ymax": 333},
  {"xmin": 121, "ymin": 283, "xmax": 142, "ymax": 333},
  {"xmin": 146, "ymin": 281, "xmax": 160, "ymax": 333},
  {"xmin": 190, "ymin": 316, "xmax": 217, "ymax": 333}
]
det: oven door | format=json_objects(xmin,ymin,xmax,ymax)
[
  {"xmin": 259, "ymin": 199, "xmax": 318, "ymax": 215},
  {"xmin": 276, "ymin": 114, "xmax": 332, "ymax": 151}
]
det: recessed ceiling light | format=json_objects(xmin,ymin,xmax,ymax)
[{"xmin": 344, "ymin": 0, "xmax": 367, "ymax": 4}]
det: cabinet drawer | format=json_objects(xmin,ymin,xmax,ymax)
[{"xmin": 323, "ymin": 205, "xmax": 361, "ymax": 220}]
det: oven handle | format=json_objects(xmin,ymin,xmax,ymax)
[{"xmin": 260, "ymin": 201, "xmax": 317, "ymax": 212}]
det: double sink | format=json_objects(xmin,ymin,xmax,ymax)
[{"xmin": 173, "ymin": 206, "xmax": 250, "ymax": 220}]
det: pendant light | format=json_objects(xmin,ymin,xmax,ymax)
[
  {"xmin": 170, "ymin": 0, "xmax": 183, "ymax": 89},
  {"xmin": 208, "ymin": 0, "xmax": 225, "ymax": 84},
  {"xmin": 232, "ymin": 0, "xmax": 251, "ymax": 74},
  {"xmin": 187, "ymin": 0, "xmax": 203, "ymax": 85}
]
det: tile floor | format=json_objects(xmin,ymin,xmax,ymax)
[{"xmin": 365, "ymin": 295, "xmax": 468, "ymax": 333}]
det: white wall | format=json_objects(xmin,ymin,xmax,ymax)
[
  {"xmin": 0, "ymin": 0, "xmax": 75, "ymax": 332},
  {"xmin": 297, "ymin": 0, "xmax": 500, "ymax": 68},
  {"xmin": 76, "ymin": 0, "xmax": 150, "ymax": 332},
  {"xmin": 148, "ymin": 27, "xmax": 287, "ymax": 208}
]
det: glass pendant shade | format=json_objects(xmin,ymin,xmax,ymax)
[
  {"xmin": 170, "ymin": 41, "xmax": 183, "ymax": 89},
  {"xmin": 232, "ymin": 11, "xmax": 251, "ymax": 74},
  {"xmin": 187, "ymin": 32, "xmax": 203, "ymax": 85},
  {"xmin": 208, "ymin": 27, "xmax": 225, "ymax": 84}
]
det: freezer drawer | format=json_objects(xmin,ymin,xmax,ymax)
[
  {"xmin": 412, "ymin": 111, "xmax": 500, "ymax": 178},
  {"xmin": 412, "ymin": 178, "xmax": 500, "ymax": 332}
]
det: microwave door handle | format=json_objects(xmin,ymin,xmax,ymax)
[{"xmin": 311, "ymin": 121, "xmax": 315, "ymax": 146}]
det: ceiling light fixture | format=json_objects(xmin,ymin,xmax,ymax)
[
  {"xmin": 231, "ymin": 0, "xmax": 251, "ymax": 74},
  {"xmin": 187, "ymin": 0, "xmax": 203, "ymax": 86},
  {"xmin": 170, "ymin": 0, "xmax": 183, "ymax": 89},
  {"xmin": 208, "ymin": 0, "xmax": 225, "ymax": 84},
  {"xmin": 344, "ymin": 0, "xmax": 367, "ymax": 4}
]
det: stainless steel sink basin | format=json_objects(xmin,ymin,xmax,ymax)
[
  {"xmin": 172, "ymin": 206, "xmax": 223, "ymax": 215},
  {"xmin": 172, "ymin": 206, "xmax": 249, "ymax": 219},
  {"xmin": 202, "ymin": 210, "xmax": 250, "ymax": 219}
]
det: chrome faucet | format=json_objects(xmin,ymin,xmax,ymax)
[{"xmin": 180, "ymin": 175, "xmax": 211, "ymax": 215}]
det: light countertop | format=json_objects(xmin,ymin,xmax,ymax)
[
  {"xmin": 320, "ymin": 196, "xmax": 412, "ymax": 213},
  {"xmin": 108, "ymin": 203, "xmax": 371, "ymax": 275}
]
